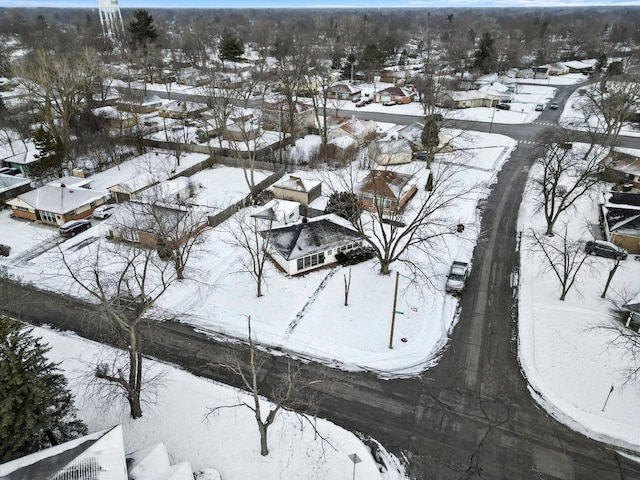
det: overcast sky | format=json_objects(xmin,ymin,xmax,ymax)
[{"xmin": 2, "ymin": 0, "xmax": 640, "ymax": 8}]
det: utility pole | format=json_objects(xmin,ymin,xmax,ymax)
[{"xmin": 389, "ymin": 271, "xmax": 400, "ymax": 349}]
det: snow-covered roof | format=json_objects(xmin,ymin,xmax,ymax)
[
  {"xmin": 0, "ymin": 425, "xmax": 127, "ymax": 480},
  {"xmin": 48, "ymin": 176, "xmax": 93, "ymax": 189},
  {"xmin": 376, "ymin": 86, "xmax": 414, "ymax": 97},
  {"xmin": 355, "ymin": 169, "xmax": 415, "ymax": 200},
  {"xmin": 251, "ymin": 199, "xmax": 299, "ymax": 223},
  {"xmin": 0, "ymin": 173, "xmax": 30, "ymax": 194},
  {"xmin": 2, "ymin": 141, "xmax": 39, "ymax": 165},
  {"xmin": 561, "ymin": 60, "xmax": 594, "ymax": 70},
  {"xmin": 7, "ymin": 185, "xmax": 109, "ymax": 214},
  {"xmin": 447, "ymin": 90, "xmax": 499, "ymax": 101},
  {"xmin": 268, "ymin": 214, "xmax": 361, "ymax": 260},
  {"xmin": 327, "ymin": 82, "xmax": 361, "ymax": 94},
  {"xmin": 273, "ymin": 173, "xmax": 321, "ymax": 193},
  {"xmin": 373, "ymin": 138, "xmax": 412, "ymax": 155},
  {"xmin": 128, "ymin": 443, "xmax": 171, "ymax": 480}
]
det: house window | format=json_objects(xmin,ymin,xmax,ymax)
[
  {"xmin": 311, "ymin": 254, "xmax": 318, "ymax": 266},
  {"xmin": 327, "ymin": 249, "xmax": 332, "ymax": 255},
  {"xmin": 297, "ymin": 258, "xmax": 303, "ymax": 270},
  {"xmin": 40, "ymin": 211, "xmax": 57, "ymax": 223},
  {"xmin": 304, "ymin": 257, "xmax": 311, "ymax": 268},
  {"xmin": 90, "ymin": 201, "xmax": 96, "ymax": 208},
  {"xmin": 319, "ymin": 252, "xmax": 325, "ymax": 264},
  {"xmin": 123, "ymin": 229, "xmax": 139, "ymax": 243}
]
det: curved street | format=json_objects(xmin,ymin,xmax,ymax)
[{"xmin": 3, "ymin": 82, "xmax": 640, "ymax": 478}]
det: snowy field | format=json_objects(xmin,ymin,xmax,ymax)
[
  {"xmin": 27, "ymin": 325, "xmax": 407, "ymax": 480},
  {"xmin": 2, "ymin": 131, "xmax": 516, "ymax": 378},
  {"xmin": 518, "ymin": 149, "xmax": 640, "ymax": 451}
]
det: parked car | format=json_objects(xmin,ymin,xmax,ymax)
[
  {"xmin": 535, "ymin": 104, "xmax": 544, "ymax": 111},
  {"xmin": 550, "ymin": 102, "xmax": 559, "ymax": 110},
  {"xmin": 495, "ymin": 103, "xmax": 511, "ymax": 110},
  {"xmin": 445, "ymin": 261, "xmax": 469, "ymax": 294},
  {"xmin": 351, "ymin": 96, "xmax": 362, "ymax": 103},
  {"xmin": 382, "ymin": 101, "xmax": 397, "ymax": 106},
  {"xmin": 355, "ymin": 101, "xmax": 367, "ymax": 108},
  {"xmin": 585, "ymin": 240, "xmax": 627, "ymax": 260},
  {"xmin": 412, "ymin": 152, "xmax": 428, "ymax": 161},
  {"xmin": 365, "ymin": 98, "xmax": 374, "ymax": 104},
  {"xmin": 59, "ymin": 219, "xmax": 92, "ymax": 238},
  {"xmin": 92, "ymin": 204, "xmax": 116, "ymax": 219}
]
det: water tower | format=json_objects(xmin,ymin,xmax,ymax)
[{"xmin": 98, "ymin": 0, "xmax": 124, "ymax": 40}]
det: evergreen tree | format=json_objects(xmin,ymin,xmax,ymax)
[
  {"xmin": 32, "ymin": 126, "xmax": 65, "ymax": 178},
  {"xmin": 421, "ymin": 116, "xmax": 440, "ymax": 168},
  {"xmin": 0, "ymin": 317, "xmax": 87, "ymax": 463},
  {"xmin": 325, "ymin": 192, "xmax": 362, "ymax": 222},
  {"xmin": 473, "ymin": 32, "xmax": 497, "ymax": 74},
  {"xmin": 359, "ymin": 44, "xmax": 386, "ymax": 82},
  {"xmin": 219, "ymin": 30, "xmax": 244, "ymax": 63},
  {"xmin": 127, "ymin": 9, "xmax": 158, "ymax": 54}
]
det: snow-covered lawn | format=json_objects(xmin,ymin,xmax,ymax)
[
  {"xmin": 30, "ymin": 326, "xmax": 407, "ymax": 480},
  {"xmin": 518, "ymin": 149, "xmax": 640, "ymax": 451},
  {"xmin": 2, "ymin": 131, "xmax": 516, "ymax": 378},
  {"xmin": 559, "ymin": 83, "xmax": 640, "ymax": 138}
]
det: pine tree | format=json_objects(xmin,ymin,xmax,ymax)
[
  {"xmin": 0, "ymin": 317, "xmax": 87, "ymax": 463},
  {"xmin": 219, "ymin": 30, "xmax": 245, "ymax": 63},
  {"xmin": 325, "ymin": 192, "xmax": 362, "ymax": 222},
  {"xmin": 127, "ymin": 9, "xmax": 158, "ymax": 54},
  {"xmin": 32, "ymin": 126, "xmax": 65, "ymax": 178},
  {"xmin": 473, "ymin": 32, "xmax": 497, "ymax": 74}
]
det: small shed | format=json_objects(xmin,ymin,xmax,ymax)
[{"xmin": 272, "ymin": 173, "xmax": 322, "ymax": 206}]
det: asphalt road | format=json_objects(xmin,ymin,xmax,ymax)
[{"xmin": 4, "ymin": 82, "xmax": 640, "ymax": 478}]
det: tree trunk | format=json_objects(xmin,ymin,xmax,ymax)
[
  {"xmin": 258, "ymin": 423, "xmax": 269, "ymax": 456},
  {"xmin": 601, "ymin": 260, "xmax": 620, "ymax": 299},
  {"xmin": 128, "ymin": 393, "xmax": 143, "ymax": 419}
]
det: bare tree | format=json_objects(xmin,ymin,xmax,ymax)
[
  {"xmin": 582, "ymin": 81, "xmax": 640, "ymax": 147},
  {"xmin": 223, "ymin": 209, "xmax": 273, "ymax": 297},
  {"xmin": 58, "ymin": 237, "xmax": 177, "ymax": 418},
  {"xmin": 198, "ymin": 72, "xmax": 269, "ymax": 203},
  {"xmin": 16, "ymin": 47, "xmax": 103, "ymax": 162},
  {"xmin": 532, "ymin": 129, "xmax": 608, "ymax": 236},
  {"xmin": 601, "ymin": 256, "xmax": 623, "ymax": 299},
  {"xmin": 208, "ymin": 317, "xmax": 326, "ymax": 456},
  {"xmin": 113, "ymin": 196, "xmax": 209, "ymax": 281},
  {"xmin": 325, "ymin": 160, "xmax": 475, "ymax": 278},
  {"xmin": 529, "ymin": 226, "xmax": 592, "ymax": 301}
]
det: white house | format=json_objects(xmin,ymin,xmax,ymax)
[{"xmin": 266, "ymin": 214, "xmax": 364, "ymax": 275}]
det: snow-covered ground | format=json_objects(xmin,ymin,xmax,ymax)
[
  {"xmin": 1, "ymin": 130, "xmax": 516, "ymax": 378},
  {"xmin": 559, "ymin": 83, "xmax": 640, "ymax": 138},
  {"xmin": 28, "ymin": 326, "xmax": 407, "ymax": 480},
  {"xmin": 518, "ymin": 148, "xmax": 640, "ymax": 451}
]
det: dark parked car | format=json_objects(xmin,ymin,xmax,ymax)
[
  {"xmin": 550, "ymin": 102, "xmax": 559, "ymax": 110},
  {"xmin": 355, "ymin": 101, "xmax": 367, "ymax": 108},
  {"xmin": 59, "ymin": 219, "xmax": 92, "ymax": 238},
  {"xmin": 585, "ymin": 240, "xmax": 627, "ymax": 260},
  {"xmin": 495, "ymin": 103, "xmax": 511, "ymax": 110}
]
